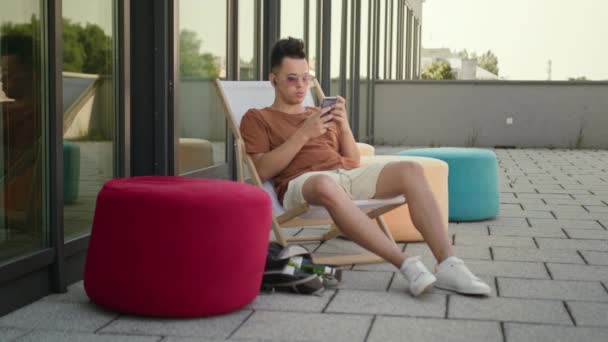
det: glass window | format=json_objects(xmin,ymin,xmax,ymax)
[
  {"xmin": 358, "ymin": 0, "xmax": 371, "ymax": 141},
  {"xmin": 307, "ymin": 0, "xmax": 317, "ymax": 77},
  {"xmin": 409, "ymin": 10, "xmax": 416, "ymax": 79},
  {"xmin": 280, "ymin": 0, "xmax": 304, "ymax": 39},
  {"xmin": 62, "ymin": 0, "xmax": 117, "ymax": 240},
  {"xmin": 391, "ymin": 0, "xmax": 399, "ymax": 79},
  {"xmin": 0, "ymin": 0, "xmax": 48, "ymax": 261},
  {"xmin": 329, "ymin": 0, "xmax": 343, "ymax": 95},
  {"xmin": 239, "ymin": 0, "xmax": 257, "ymax": 80},
  {"xmin": 178, "ymin": 0, "xmax": 227, "ymax": 175},
  {"xmin": 404, "ymin": 8, "xmax": 411, "ymax": 79},
  {"xmin": 377, "ymin": 0, "xmax": 386, "ymax": 79}
]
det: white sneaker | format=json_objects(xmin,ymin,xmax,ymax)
[
  {"xmin": 400, "ymin": 256, "xmax": 436, "ymax": 296},
  {"xmin": 434, "ymin": 257, "xmax": 491, "ymax": 296}
]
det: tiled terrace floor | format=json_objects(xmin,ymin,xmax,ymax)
[{"xmin": 1, "ymin": 148, "xmax": 608, "ymax": 341}]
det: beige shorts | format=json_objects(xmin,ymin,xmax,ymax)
[{"xmin": 283, "ymin": 162, "xmax": 393, "ymax": 211}]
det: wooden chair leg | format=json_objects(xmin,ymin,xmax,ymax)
[
  {"xmin": 321, "ymin": 223, "xmax": 342, "ymax": 241},
  {"xmin": 376, "ymin": 215, "xmax": 397, "ymax": 244},
  {"xmin": 271, "ymin": 217, "xmax": 288, "ymax": 246}
]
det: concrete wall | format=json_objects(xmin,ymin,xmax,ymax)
[{"xmin": 373, "ymin": 81, "xmax": 608, "ymax": 148}]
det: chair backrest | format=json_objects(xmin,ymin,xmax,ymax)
[
  {"xmin": 216, "ymin": 80, "xmax": 323, "ymax": 215},
  {"xmin": 218, "ymin": 80, "xmax": 318, "ymax": 129}
]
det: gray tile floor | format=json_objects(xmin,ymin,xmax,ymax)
[{"xmin": 1, "ymin": 147, "xmax": 608, "ymax": 341}]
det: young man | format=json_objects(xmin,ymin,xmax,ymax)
[{"xmin": 241, "ymin": 37, "xmax": 490, "ymax": 296}]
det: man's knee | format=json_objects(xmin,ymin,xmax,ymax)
[
  {"xmin": 395, "ymin": 161, "xmax": 424, "ymax": 179},
  {"xmin": 304, "ymin": 174, "xmax": 342, "ymax": 205},
  {"xmin": 392, "ymin": 161, "xmax": 425, "ymax": 192}
]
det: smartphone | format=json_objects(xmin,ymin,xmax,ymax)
[{"xmin": 320, "ymin": 96, "xmax": 338, "ymax": 118}]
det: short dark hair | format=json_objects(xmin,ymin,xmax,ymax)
[
  {"xmin": 0, "ymin": 33, "xmax": 35, "ymax": 68},
  {"xmin": 270, "ymin": 37, "xmax": 306, "ymax": 71}
]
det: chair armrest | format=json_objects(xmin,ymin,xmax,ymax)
[{"xmin": 356, "ymin": 143, "xmax": 375, "ymax": 157}]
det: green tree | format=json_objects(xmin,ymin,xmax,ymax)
[
  {"xmin": 2, "ymin": 18, "xmax": 112, "ymax": 75},
  {"xmin": 455, "ymin": 49, "xmax": 499, "ymax": 76},
  {"xmin": 179, "ymin": 29, "xmax": 220, "ymax": 78},
  {"xmin": 79, "ymin": 23, "xmax": 112, "ymax": 74},
  {"xmin": 478, "ymin": 50, "xmax": 499, "ymax": 75},
  {"xmin": 421, "ymin": 61, "xmax": 455, "ymax": 80},
  {"xmin": 568, "ymin": 76, "xmax": 588, "ymax": 81}
]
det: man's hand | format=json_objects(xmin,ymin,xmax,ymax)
[
  {"xmin": 329, "ymin": 96, "xmax": 351, "ymax": 131},
  {"xmin": 296, "ymin": 107, "xmax": 334, "ymax": 141}
]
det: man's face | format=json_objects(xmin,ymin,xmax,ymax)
[
  {"xmin": 1, "ymin": 54, "xmax": 31, "ymax": 99},
  {"xmin": 270, "ymin": 57, "xmax": 311, "ymax": 105}
]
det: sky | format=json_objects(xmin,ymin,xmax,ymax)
[
  {"xmin": 422, "ymin": 0, "xmax": 608, "ymax": 80},
  {"xmin": 2, "ymin": 0, "xmax": 606, "ymax": 80}
]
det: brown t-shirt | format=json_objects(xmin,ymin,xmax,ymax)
[{"xmin": 240, "ymin": 106, "xmax": 360, "ymax": 203}]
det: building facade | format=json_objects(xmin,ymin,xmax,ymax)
[{"xmin": 0, "ymin": 0, "xmax": 422, "ymax": 315}]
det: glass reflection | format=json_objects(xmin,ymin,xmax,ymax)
[
  {"xmin": 62, "ymin": 0, "xmax": 116, "ymax": 240},
  {"xmin": 0, "ymin": 0, "xmax": 47, "ymax": 261},
  {"xmin": 178, "ymin": 0, "xmax": 227, "ymax": 175}
]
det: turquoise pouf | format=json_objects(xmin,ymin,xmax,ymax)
[
  {"xmin": 399, "ymin": 148, "xmax": 499, "ymax": 221},
  {"xmin": 64, "ymin": 141, "xmax": 81, "ymax": 204}
]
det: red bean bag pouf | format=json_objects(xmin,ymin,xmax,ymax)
[{"xmin": 84, "ymin": 176, "xmax": 272, "ymax": 317}]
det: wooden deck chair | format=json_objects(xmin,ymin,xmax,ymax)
[{"xmin": 216, "ymin": 79, "xmax": 406, "ymax": 265}]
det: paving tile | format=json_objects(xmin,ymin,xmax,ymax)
[
  {"xmin": 516, "ymin": 193, "xmax": 572, "ymax": 199},
  {"xmin": 492, "ymin": 247, "xmax": 585, "ymax": 264},
  {"xmin": 553, "ymin": 211, "xmax": 598, "ymax": 220},
  {"xmin": 564, "ymin": 229, "xmax": 608, "ymax": 240},
  {"xmin": 449, "ymin": 296, "xmax": 572, "ymax": 324},
  {"xmin": 529, "ymin": 218, "xmax": 604, "ymax": 229},
  {"xmin": 547, "ymin": 263, "xmax": 608, "ymax": 282},
  {"xmin": 523, "ymin": 204, "xmax": 587, "ymax": 212},
  {"xmin": 16, "ymin": 331, "xmax": 160, "ymax": 342},
  {"xmin": 448, "ymin": 224, "xmax": 489, "ymax": 235},
  {"xmin": 567, "ymin": 301, "xmax": 608, "ymax": 327},
  {"xmin": 99, "ymin": 310, "xmax": 251, "ymax": 339},
  {"xmin": 231, "ymin": 311, "xmax": 372, "ymax": 342},
  {"xmin": 338, "ymin": 271, "xmax": 393, "ymax": 291},
  {"xmin": 0, "ymin": 302, "xmax": 117, "ymax": 332},
  {"xmin": 537, "ymin": 238, "xmax": 608, "ymax": 252},
  {"xmin": 316, "ymin": 239, "xmax": 404, "ymax": 255},
  {"xmin": 504, "ymin": 323, "xmax": 608, "ymax": 342},
  {"xmin": 499, "ymin": 210, "xmax": 554, "ymax": 219},
  {"xmin": 489, "ymin": 226, "xmax": 567, "ymax": 238},
  {"xmin": 162, "ymin": 338, "xmax": 225, "ymax": 342},
  {"xmin": 454, "ymin": 234, "xmax": 535, "ymax": 248},
  {"xmin": 586, "ymin": 205, "xmax": 608, "ymax": 213},
  {"xmin": 325, "ymin": 289, "xmax": 445, "ymax": 317},
  {"xmin": 500, "ymin": 203, "xmax": 525, "ymax": 211},
  {"xmin": 457, "ymin": 217, "xmax": 529, "ymax": 227},
  {"xmin": 367, "ymin": 317, "xmax": 502, "ymax": 342},
  {"xmin": 352, "ymin": 262, "xmax": 396, "ymax": 272},
  {"xmin": 405, "ymin": 243, "xmax": 491, "ymax": 260},
  {"xmin": 246, "ymin": 290, "xmax": 335, "ymax": 312},
  {"xmin": 498, "ymin": 278, "xmax": 608, "ymax": 301},
  {"xmin": 458, "ymin": 260, "xmax": 549, "ymax": 279},
  {"xmin": 580, "ymin": 251, "xmax": 608, "ymax": 266},
  {"xmin": 43, "ymin": 281, "xmax": 89, "ymax": 304},
  {"xmin": 505, "ymin": 197, "xmax": 545, "ymax": 205},
  {"xmin": 390, "ymin": 274, "xmax": 497, "ymax": 296},
  {"xmin": 0, "ymin": 327, "xmax": 29, "ymax": 341}
]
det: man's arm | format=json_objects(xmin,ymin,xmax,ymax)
[
  {"xmin": 250, "ymin": 108, "xmax": 333, "ymax": 181},
  {"xmin": 250, "ymin": 131, "xmax": 308, "ymax": 181},
  {"xmin": 331, "ymin": 96, "xmax": 360, "ymax": 162}
]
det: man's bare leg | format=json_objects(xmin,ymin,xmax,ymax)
[
  {"xmin": 373, "ymin": 161, "xmax": 453, "ymax": 263},
  {"xmin": 301, "ymin": 174, "xmax": 407, "ymax": 268}
]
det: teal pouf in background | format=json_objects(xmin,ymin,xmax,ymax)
[
  {"xmin": 64, "ymin": 141, "xmax": 81, "ymax": 204},
  {"xmin": 399, "ymin": 147, "xmax": 499, "ymax": 221}
]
